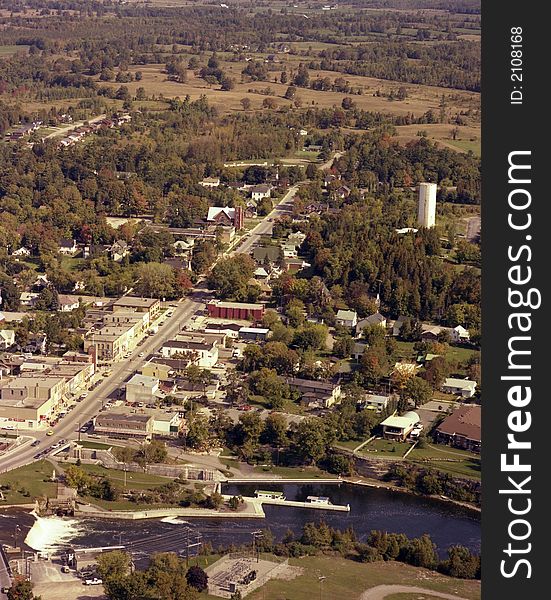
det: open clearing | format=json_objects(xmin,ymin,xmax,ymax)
[
  {"xmin": 241, "ymin": 556, "xmax": 480, "ymax": 600},
  {"xmin": 94, "ymin": 62, "xmax": 479, "ymax": 126}
]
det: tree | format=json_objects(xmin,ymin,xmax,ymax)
[
  {"xmin": 341, "ymin": 97, "xmax": 355, "ymax": 110},
  {"xmin": 438, "ymin": 545, "xmax": 480, "ymax": 579},
  {"xmin": 423, "ymin": 356, "xmax": 451, "ymax": 389},
  {"xmin": 403, "ymin": 376, "xmax": 433, "ymax": 407},
  {"xmin": 293, "ymin": 323, "xmax": 328, "ymax": 351},
  {"xmin": 97, "ymin": 551, "xmax": 132, "ymax": 585},
  {"xmin": 262, "ymin": 412, "xmax": 289, "ymax": 447},
  {"xmin": 220, "ymin": 76, "xmax": 235, "ymax": 91},
  {"xmin": 7, "ymin": 578, "xmax": 40, "ymax": 600},
  {"xmin": 249, "ymin": 368, "xmax": 289, "ymax": 410},
  {"xmin": 208, "ymin": 255, "xmax": 255, "ymax": 300},
  {"xmin": 284, "ymin": 85, "xmax": 297, "ymax": 100},
  {"xmin": 185, "ymin": 566, "xmax": 208, "ymax": 592},
  {"xmin": 136, "ymin": 263, "xmax": 176, "ymax": 299},
  {"xmin": 136, "ymin": 440, "xmax": 168, "ymax": 466},
  {"xmin": 240, "ymin": 97, "xmax": 251, "ymax": 110},
  {"xmin": 291, "ymin": 418, "xmax": 329, "ymax": 465},
  {"xmin": 186, "ymin": 415, "xmax": 211, "ymax": 450},
  {"xmin": 262, "ymin": 97, "xmax": 278, "ymax": 109}
]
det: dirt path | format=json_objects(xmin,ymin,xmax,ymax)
[{"xmin": 359, "ymin": 585, "xmax": 472, "ymax": 600}]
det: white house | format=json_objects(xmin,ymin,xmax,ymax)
[
  {"xmin": 361, "ymin": 393, "xmax": 390, "ymax": 413},
  {"xmin": 381, "ymin": 411, "xmax": 420, "ymax": 441},
  {"xmin": 251, "ymin": 184, "xmax": 272, "ymax": 202},
  {"xmin": 356, "ymin": 312, "xmax": 386, "ymax": 336},
  {"xmin": 0, "ymin": 329, "xmax": 15, "ymax": 349},
  {"xmin": 151, "ymin": 412, "xmax": 183, "ymax": 437},
  {"xmin": 109, "ymin": 240, "xmax": 130, "ymax": 262},
  {"xmin": 20, "ymin": 292, "xmax": 39, "ymax": 307},
  {"xmin": 126, "ymin": 374, "xmax": 160, "ymax": 404},
  {"xmin": 11, "ymin": 247, "xmax": 31, "ymax": 257},
  {"xmin": 160, "ymin": 339, "xmax": 219, "ymax": 368},
  {"xmin": 441, "ymin": 377, "xmax": 477, "ymax": 398},
  {"xmin": 58, "ymin": 295, "xmax": 80, "ymax": 312},
  {"xmin": 199, "ymin": 177, "xmax": 221, "ymax": 188},
  {"xmin": 58, "ymin": 238, "xmax": 78, "ymax": 256},
  {"xmin": 336, "ymin": 309, "xmax": 358, "ymax": 328},
  {"xmin": 452, "ymin": 325, "xmax": 470, "ymax": 343}
]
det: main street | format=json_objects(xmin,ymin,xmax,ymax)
[{"xmin": 0, "ymin": 183, "xmax": 299, "ymax": 475}]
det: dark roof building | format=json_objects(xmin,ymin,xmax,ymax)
[{"xmin": 435, "ymin": 404, "xmax": 481, "ymax": 453}]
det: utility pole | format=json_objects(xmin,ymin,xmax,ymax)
[{"xmin": 251, "ymin": 531, "xmax": 263, "ymax": 563}]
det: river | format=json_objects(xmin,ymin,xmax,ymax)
[{"xmin": 0, "ymin": 483, "xmax": 480, "ymax": 565}]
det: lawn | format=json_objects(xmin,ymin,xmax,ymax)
[
  {"xmin": 360, "ymin": 438, "xmax": 413, "ymax": 458},
  {"xmin": 78, "ymin": 464, "xmax": 174, "ymax": 489},
  {"xmin": 78, "ymin": 440, "xmax": 116, "ymax": 450},
  {"xmin": 252, "ymin": 464, "xmax": 339, "ymax": 480},
  {"xmin": 334, "ymin": 439, "xmax": 365, "ymax": 451},
  {"xmin": 243, "ymin": 556, "xmax": 481, "ymax": 600},
  {"xmin": 394, "ymin": 340, "xmax": 480, "ymax": 371},
  {"xmin": 444, "ymin": 138, "xmax": 481, "ymax": 156},
  {"xmin": 0, "ymin": 460, "xmax": 57, "ymax": 503},
  {"xmin": 408, "ymin": 444, "xmax": 481, "ymax": 480}
]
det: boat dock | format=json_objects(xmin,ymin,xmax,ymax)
[
  {"xmin": 253, "ymin": 497, "xmax": 350, "ymax": 512},
  {"xmin": 229, "ymin": 492, "xmax": 351, "ymax": 513}
]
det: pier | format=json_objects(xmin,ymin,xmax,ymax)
[{"xmin": 249, "ymin": 496, "xmax": 351, "ymax": 512}]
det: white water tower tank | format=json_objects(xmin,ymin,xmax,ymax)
[{"xmin": 417, "ymin": 182, "xmax": 437, "ymax": 228}]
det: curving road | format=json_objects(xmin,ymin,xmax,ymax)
[{"xmin": 359, "ymin": 585, "xmax": 473, "ymax": 600}]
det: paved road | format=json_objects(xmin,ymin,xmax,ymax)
[
  {"xmin": 0, "ymin": 294, "xmax": 202, "ymax": 474},
  {"xmin": 230, "ymin": 185, "xmax": 298, "ymax": 256},
  {"xmin": 0, "ymin": 185, "xmax": 297, "ymax": 475},
  {"xmin": 42, "ymin": 114, "xmax": 106, "ymax": 140},
  {"xmin": 359, "ymin": 585, "xmax": 472, "ymax": 600},
  {"xmin": 0, "ymin": 549, "xmax": 10, "ymax": 599}
]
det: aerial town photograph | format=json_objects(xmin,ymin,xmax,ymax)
[{"xmin": 0, "ymin": 1, "xmax": 481, "ymax": 599}]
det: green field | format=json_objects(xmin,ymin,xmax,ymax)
[
  {"xmin": 239, "ymin": 556, "xmax": 481, "ymax": 600},
  {"xmin": 0, "ymin": 461, "xmax": 57, "ymax": 503},
  {"xmin": 252, "ymin": 464, "xmax": 338, "ymax": 479},
  {"xmin": 361, "ymin": 438, "xmax": 412, "ymax": 457},
  {"xmin": 334, "ymin": 439, "xmax": 365, "ymax": 451},
  {"xmin": 445, "ymin": 139, "xmax": 481, "ymax": 156},
  {"xmin": 408, "ymin": 444, "xmax": 481, "ymax": 480},
  {"xmin": 78, "ymin": 463, "xmax": 174, "ymax": 489},
  {"xmin": 394, "ymin": 340, "xmax": 479, "ymax": 374},
  {"xmin": 77, "ymin": 440, "xmax": 116, "ymax": 450}
]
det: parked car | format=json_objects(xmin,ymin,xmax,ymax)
[
  {"xmin": 84, "ymin": 578, "xmax": 103, "ymax": 586},
  {"xmin": 61, "ymin": 566, "xmax": 71, "ymax": 573}
]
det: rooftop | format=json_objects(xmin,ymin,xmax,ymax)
[
  {"xmin": 112, "ymin": 297, "xmax": 159, "ymax": 309},
  {"xmin": 381, "ymin": 411, "xmax": 420, "ymax": 429},
  {"xmin": 443, "ymin": 378, "xmax": 477, "ymax": 391},
  {"xmin": 437, "ymin": 405, "xmax": 481, "ymax": 442}
]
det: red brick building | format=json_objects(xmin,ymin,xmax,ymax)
[{"xmin": 207, "ymin": 301, "xmax": 264, "ymax": 321}]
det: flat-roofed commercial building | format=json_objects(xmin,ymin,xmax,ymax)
[
  {"xmin": 160, "ymin": 339, "xmax": 219, "ymax": 368},
  {"xmin": 0, "ymin": 377, "xmax": 66, "ymax": 429},
  {"xmin": 126, "ymin": 374, "xmax": 160, "ymax": 403},
  {"xmin": 207, "ymin": 301, "xmax": 264, "ymax": 322},
  {"xmin": 94, "ymin": 412, "xmax": 153, "ymax": 439},
  {"xmin": 111, "ymin": 297, "xmax": 161, "ymax": 322}
]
